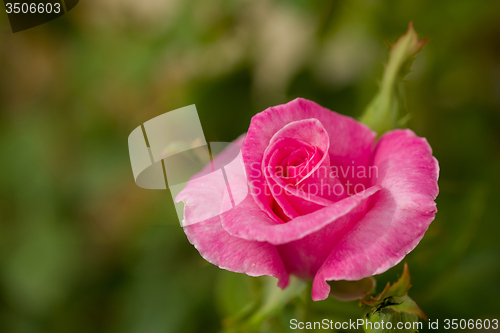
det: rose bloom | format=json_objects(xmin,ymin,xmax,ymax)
[{"xmin": 176, "ymin": 98, "xmax": 439, "ymax": 301}]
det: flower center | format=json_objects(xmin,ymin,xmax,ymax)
[{"xmin": 272, "ymin": 144, "xmax": 322, "ymax": 185}]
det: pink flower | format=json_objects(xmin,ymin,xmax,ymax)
[{"xmin": 176, "ymin": 98, "xmax": 439, "ymax": 301}]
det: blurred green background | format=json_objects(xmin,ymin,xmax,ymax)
[{"xmin": 0, "ymin": 0, "xmax": 499, "ymax": 332}]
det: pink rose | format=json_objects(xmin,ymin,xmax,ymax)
[{"xmin": 176, "ymin": 98, "xmax": 439, "ymax": 301}]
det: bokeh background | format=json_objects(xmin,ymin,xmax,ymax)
[{"xmin": 1, "ymin": 0, "xmax": 499, "ymax": 332}]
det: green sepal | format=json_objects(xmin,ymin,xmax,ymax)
[
  {"xmin": 363, "ymin": 308, "xmax": 422, "ymax": 333},
  {"xmin": 359, "ymin": 22, "xmax": 428, "ymax": 135},
  {"xmin": 360, "ymin": 264, "xmax": 426, "ymax": 333}
]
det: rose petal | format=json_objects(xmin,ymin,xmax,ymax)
[
  {"xmin": 243, "ymin": 98, "xmax": 376, "ymax": 221},
  {"xmin": 262, "ymin": 118, "xmax": 347, "ymax": 217},
  {"xmin": 312, "ymin": 129, "xmax": 439, "ymax": 301},
  {"xmin": 184, "ymin": 216, "xmax": 289, "ymax": 288},
  {"xmin": 277, "ymin": 186, "xmax": 379, "ymax": 279},
  {"xmin": 176, "ymin": 134, "xmax": 290, "ymax": 289},
  {"xmin": 262, "ymin": 118, "xmax": 332, "ymax": 220},
  {"xmin": 264, "ymin": 138, "xmax": 314, "ymax": 219},
  {"xmin": 221, "ymin": 185, "xmax": 381, "ymax": 246},
  {"xmin": 175, "ymin": 135, "xmax": 247, "ymax": 225}
]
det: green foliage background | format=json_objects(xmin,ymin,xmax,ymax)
[{"xmin": 0, "ymin": 0, "xmax": 499, "ymax": 332}]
